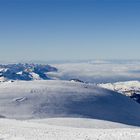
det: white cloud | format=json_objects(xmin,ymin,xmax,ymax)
[{"xmin": 48, "ymin": 60, "xmax": 140, "ymax": 83}]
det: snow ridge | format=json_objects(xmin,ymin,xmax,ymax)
[{"xmin": 0, "ymin": 80, "xmax": 140, "ymax": 127}]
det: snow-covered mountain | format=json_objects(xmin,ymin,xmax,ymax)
[
  {"xmin": 0, "ymin": 80, "xmax": 140, "ymax": 127},
  {"xmin": 98, "ymin": 81, "xmax": 140, "ymax": 103},
  {"xmin": 1, "ymin": 62, "xmax": 140, "ymax": 140},
  {"xmin": 0, "ymin": 63, "xmax": 57, "ymax": 81},
  {"xmin": 1, "ymin": 80, "xmax": 140, "ymax": 140}
]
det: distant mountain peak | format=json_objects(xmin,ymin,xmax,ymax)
[{"xmin": 0, "ymin": 63, "xmax": 57, "ymax": 81}]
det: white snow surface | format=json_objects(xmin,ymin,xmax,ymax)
[
  {"xmin": 1, "ymin": 80, "xmax": 140, "ymax": 139},
  {"xmin": 0, "ymin": 80, "xmax": 140, "ymax": 125},
  {"xmin": 0, "ymin": 118, "xmax": 140, "ymax": 140},
  {"xmin": 98, "ymin": 80, "xmax": 140, "ymax": 95}
]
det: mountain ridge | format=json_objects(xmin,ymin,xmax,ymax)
[{"xmin": 0, "ymin": 63, "xmax": 57, "ymax": 81}]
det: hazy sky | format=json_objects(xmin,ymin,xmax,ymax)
[{"xmin": 0, "ymin": 0, "xmax": 140, "ymax": 62}]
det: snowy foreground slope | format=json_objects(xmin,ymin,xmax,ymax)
[
  {"xmin": 0, "ymin": 80, "xmax": 140, "ymax": 126},
  {"xmin": 0, "ymin": 118, "xmax": 140, "ymax": 140},
  {"xmin": 1, "ymin": 80, "xmax": 140, "ymax": 139}
]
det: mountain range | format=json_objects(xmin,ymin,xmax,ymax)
[{"xmin": 0, "ymin": 63, "xmax": 57, "ymax": 81}]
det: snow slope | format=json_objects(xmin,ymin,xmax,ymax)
[
  {"xmin": 0, "ymin": 118, "xmax": 140, "ymax": 140},
  {"xmin": 0, "ymin": 80, "xmax": 140, "ymax": 127},
  {"xmin": 98, "ymin": 81, "xmax": 140, "ymax": 103},
  {"xmin": 30, "ymin": 118, "xmax": 132, "ymax": 129},
  {"xmin": 98, "ymin": 81, "xmax": 140, "ymax": 95},
  {"xmin": 1, "ymin": 80, "xmax": 140, "ymax": 139}
]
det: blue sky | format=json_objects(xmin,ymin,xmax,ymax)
[{"xmin": 0, "ymin": 0, "xmax": 140, "ymax": 62}]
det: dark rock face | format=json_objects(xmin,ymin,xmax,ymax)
[
  {"xmin": 130, "ymin": 93, "xmax": 140, "ymax": 103},
  {"xmin": 70, "ymin": 79, "xmax": 85, "ymax": 83},
  {"xmin": 0, "ymin": 63, "xmax": 57, "ymax": 81}
]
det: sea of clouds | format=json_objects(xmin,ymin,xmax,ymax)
[{"xmin": 47, "ymin": 60, "xmax": 140, "ymax": 83}]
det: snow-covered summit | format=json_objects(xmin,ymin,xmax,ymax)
[
  {"xmin": 0, "ymin": 63, "xmax": 57, "ymax": 81},
  {"xmin": 98, "ymin": 81, "xmax": 140, "ymax": 95},
  {"xmin": 98, "ymin": 81, "xmax": 140, "ymax": 103}
]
